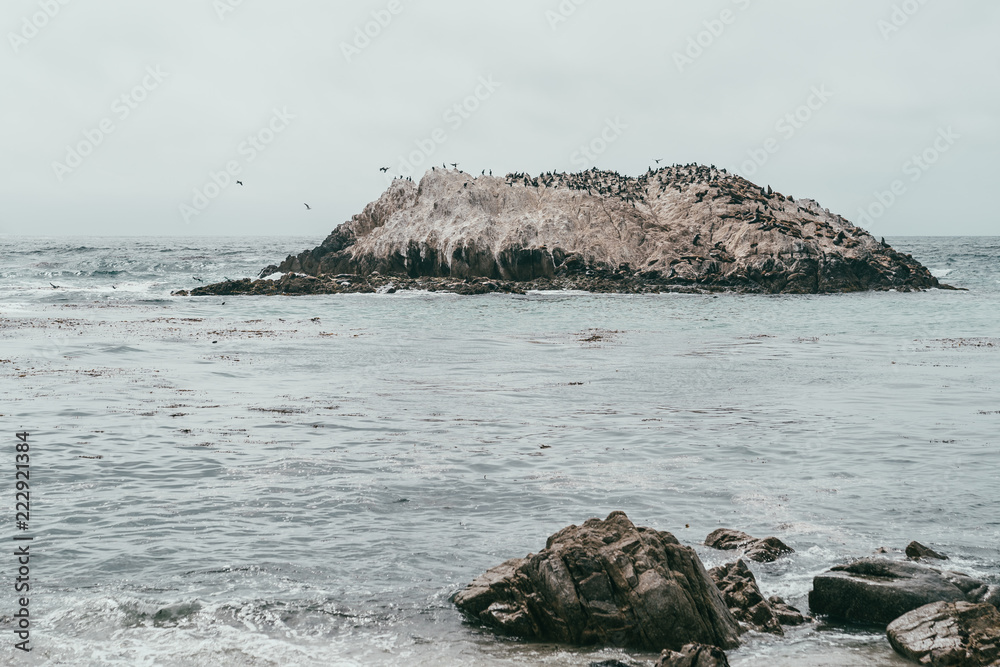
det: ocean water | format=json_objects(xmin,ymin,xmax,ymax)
[{"xmin": 0, "ymin": 235, "xmax": 998, "ymax": 666}]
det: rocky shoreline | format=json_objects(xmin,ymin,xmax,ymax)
[
  {"xmin": 451, "ymin": 512, "xmax": 1000, "ymax": 667},
  {"xmin": 175, "ymin": 165, "xmax": 953, "ymax": 297}
]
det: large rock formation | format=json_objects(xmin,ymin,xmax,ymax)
[
  {"xmin": 887, "ymin": 601, "xmax": 1000, "ymax": 666},
  {"xmin": 451, "ymin": 511, "xmax": 741, "ymax": 652},
  {"xmin": 184, "ymin": 165, "xmax": 947, "ymax": 296},
  {"xmin": 809, "ymin": 559, "xmax": 999, "ymax": 626}
]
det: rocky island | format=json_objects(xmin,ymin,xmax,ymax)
[{"xmin": 178, "ymin": 164, "xmax": 947, "ymax": 296}]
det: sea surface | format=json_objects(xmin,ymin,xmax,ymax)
[{"xmin": 0, "ymin": 235, "xmax": 998, "ymax": 666}]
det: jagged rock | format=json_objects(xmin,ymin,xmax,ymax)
[
  {"xmin": 887, "ymin": 601, "xmax": 1000, "ymax": 666},
  {"xmin": 767, "ymin": 596, "xmax": 809, "ymax": 626},
  {"xmin": 656, "ymin": 643, "xmax": 731, "ymax": 667},
  {"xmin": 704, "ymin": 529, "xmax": 794, "ymax": 563},
  {"xmin": 708, "ymin": 560, "xmax": 783, "ymax": 635},
  {"xmin": 809, "ymin": 559, "xmax": 998, "ymax": 626},
  {"xmin": 452, "ymin": 511, "xmax": 741, "ymax": 652},
  {"xmin": 187, "ymin": 165, "xmax": 948, "ymax": 296},
  {"xmin": 907, "ymin": 541, "xmax": 949, "ymax": 561}
]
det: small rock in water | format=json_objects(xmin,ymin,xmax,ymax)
[
  {"xmin": 887, "ymin": 601, "xmax": 1000, "ymax": 666},
  {"xmin": 708, "ymin": 560, "xmax": 784, "ymax": 635},
  {"xmin": 656, "ymin": 643, "xmax": 730, "ymax": 667},
  {"xmin": 704, "ymin": 528, "xmax": 794, "ymax": 563},
  {"xmin": 767, "ymin": 596, "xmax": 810, "ymax": 626},
  {"xmin": 906, "ymin": 541, "xmax": 949, "ymax": 561}
]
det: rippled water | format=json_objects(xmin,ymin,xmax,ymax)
[{"xmin": 1, "ymin": 236, "xmax": 998, "ymax": 666}]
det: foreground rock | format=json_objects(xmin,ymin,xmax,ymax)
[
  {"xmin": 452, "ymin": 511, "xmax": 741, "ymax": 652},
  {"xmin": 704, "ymin": 529, "xmax": 794, "ymax": 563},
  {"xmin": 887, "ymin": 601, "xmax": 1000, "ymax": 666},
  {"xmin": 809, "ymin": 559, "xmax": 998, "ymax": 626},
  {"xmin": 656, "ymin": 643, "xmax": 731, "ymax": 667},
  {"xmin": 181, "ymin": 165, "xmax": 949, "ymax": 296}
]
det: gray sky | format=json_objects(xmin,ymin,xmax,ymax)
[{"xmin": 3, "ymin": 0, "xmax": 998, "ymax": 237}]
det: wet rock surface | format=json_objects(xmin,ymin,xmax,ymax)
[
  {"xmin": 809, "ymin": 559, "xmax": 997, "ymax": 626},
  {"xmin": 451, "ymin": 511, "xmax": 741, "ymax": 652},
  {"xmin": 887, "ymin": 601, "xmax": 1000, "ymax": 666},
  {"xmin": 704, "ymin": 529, "xmax": 794, "ymax": 563},
  {"xmin": 179, "ymin": 166, "xmax": 948, "ymax": 297},
  {"xmin": 656, "ymin": 643, "xmax": 731, "ymax": 667}
]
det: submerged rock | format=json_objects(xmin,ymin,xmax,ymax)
[
  {"xmin": 184, "ymin": 165, "xmax": 948, "ymax": 296},
  {"xmin": 704, "ymin": 529, "xmax": 794, "ymax": 563},
  {"xmin": 809, "ymin": 559, "xmax": 998, "ymax": 626},
  {"xmin": 451, "ymin": 511, "xmax": 741, "ymax": 652},
  {"xmin": 656, "ymin": 643, "xmax": 731, "ymax": 667},
  {"xmin": 887, "ymin": 601, "xmax": 1000, "ymax": 666}
]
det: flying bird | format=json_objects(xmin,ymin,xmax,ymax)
[
  {"xmin": 236, "ymin": 180, "xmax": 243, "ymax": 186},
  {"xmin": 451, "ymin": 163, "xmax": 459, "ymax": 169},
  {"xmin": 304, "ymin": 203, "xmax": 311, "ymax": 210},
  {"xmin": 654, "ymin": 159, "xmax": 663, "ymax": 164},
  {"xmin": 379, "ymin": 167, "xmax": 389, "ymax": 173},
  {"xmin": 49, "ymin": 283, "xmax": 59, "ymax": 289},
  {"xmin": 193, "ymin": 277, "xmax": 203, "ymax": 282}
]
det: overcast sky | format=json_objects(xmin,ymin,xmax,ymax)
[{"xmin": 2, "ymin": 0, "xmax": 998, "ymax": 238}]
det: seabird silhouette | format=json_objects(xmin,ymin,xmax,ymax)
[
  {"xmin": 379, "ymin": 167, "xmax": 389, "ymax": 173},
  {"xmin": 236, "ymin": 180, "xmax": 243, "ymax": 186},
  {"xmin": 654, "ymin": 159, "xmax": 663, "ymax": 164},
  {"xmin": 193, "ymin": 277, "xmax": 203, "ymax": 282},
  {"xmin": 451, "ymin": 163, "xmax": 459, "ymax": 169},
  {"xmin": 304, "ymin": 203, "xmax": 311, "ymax": 210},
  {"xmin": 49, "ymin": 283, "xmax": 59, "ymax": 289}
]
